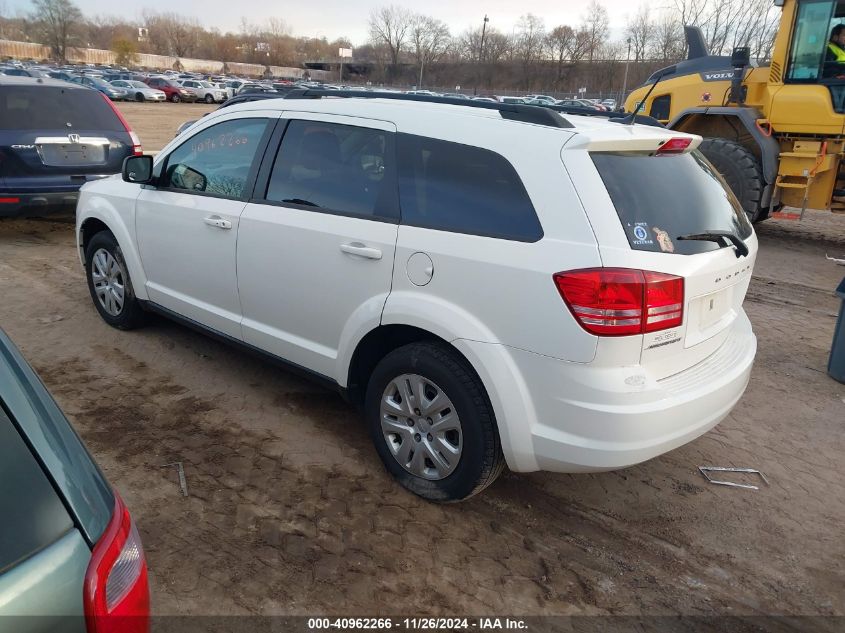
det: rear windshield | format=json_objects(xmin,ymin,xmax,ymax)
[
  {"xmin": 0, "ymin": 86, "xmax": 125, "ymax": 131},
  {"xmin": 591, "ymin": 150, "xmax": 753, "ymax": 255},
  {"xmin": 0, "ymin": 406, "xmax": 72, "ymax": 572}
]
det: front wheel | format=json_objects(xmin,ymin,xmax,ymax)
[
  {"xmin": 170, "ymin": 93, "xmax": 180, "ymax": 103},
  {"xmin": 698, "ymin": 138, "xmax": 766, "ymax": 223},
  {"xmin": 85, "ymin": 231, "xmax": 146, "ymax": 330},
  {"xmin": 135, "ymin": 92, "xmax": 144, "ymax": 102},
  {"xmin": 365, "ymin": 342, "xmax": 505, "ymax": 502},
  {"xmin": 204, "ymin": 93, "xmax": 214, "ymax": 104}
]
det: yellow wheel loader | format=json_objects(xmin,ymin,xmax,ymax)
[{"xmin": 625, "ymin": 0, "xmax": 845, "ymax": 222}]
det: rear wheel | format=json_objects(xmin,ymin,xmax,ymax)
[
  {"xmin": 85, "ymin": 232, "xmax": 146, "ymax": 330},
  {"xmin": 204, "ymin": 93, "xmax": 214, "ymax": 104},
  {"xmin": 698, "ymin": 138, "xmax": 765, "ymax": 223},
  {"xmin": 365, "ymin": 342, "xmax": 505, "ymax": 502},
  {"xmin": 135, "ymin": 92, "xmax": 144, "ymax": 102}
]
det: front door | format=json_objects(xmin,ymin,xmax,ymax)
[
  {"xmin": 238, "ymin": 114, "xmax": 399, "ymax": 379},
  {"xmin": 135, "ymin": 114, "xmax": 274, "ymax": 338}
]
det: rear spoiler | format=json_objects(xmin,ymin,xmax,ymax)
[{"xmin": 564, "ymin": 133, "xmax": 702, "ymax": 154}]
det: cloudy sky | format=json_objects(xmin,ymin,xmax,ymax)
[{"xmin": 6, "ymin": 0, "xmax": 639, "ymax": 45}]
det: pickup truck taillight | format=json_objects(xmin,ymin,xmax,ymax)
[
  {"xmin": 84, "ymin": 492, "xmax": 150, "ymax": 633},
  {"xmin": 554, "ymin": 268, "xmax": 684, "ymax": 336}
]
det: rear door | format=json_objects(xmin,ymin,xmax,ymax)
[
  {"xmin": 237, "ymin": 114, "xmax": 399, "ymax": 379},
  {"xmin": 563, "ymin": 138, "xmax": 757, "ymax": 378},
  {"xmin": 0, "ymin": 85, "xmax": 133, "ymax": 194}
]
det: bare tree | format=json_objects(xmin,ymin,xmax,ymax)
[
  {"xmin": 650, "ymin": 12, "xmax": 685, "ymax": 62},
  {"xmin": 581, "ymin": 0, "xmax": 609, "ymax": 62},
  {"xmin": 514, "ymin": 13, "xmax": 546, "ymax": 88},
  {"xmin": 626, "ymin": 6, "xmax": 654, "ymax": 62},
  {"xmin": 368, "ymin": 5, "xmax": 412, "ymax": 78},
  {"xmin": 410, "ymin": 14, "xmax": 450, "ymax": 86},
  {"xmin": 30, "ymin": 0, "xmax": 82, "ymax": 61},
  {"xmin": 143, "ymin": 11, "xmax": 200, "ymax": 58},
  {"xmin": 547, "ymin": 24, "xmax": 575, "ymax": 86}
]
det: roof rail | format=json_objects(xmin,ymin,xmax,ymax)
[
  {"xmin": 541, "ymin": 103, "xmax": 665, "ymax": 128},
  {"xmin": 283, "ymin": 89, "xmax": 574, "ymax": 129}
]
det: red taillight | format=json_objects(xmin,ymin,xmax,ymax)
[
  {"xmin": 84, "ymin": 492, "xmax": 150, "ymax": 633},
  {"xmin": 0, "ymin": 197, "xmax": 21, "ymax": 204},
  {"xmin": 99, "ymin": 93, "xmax": 143, "ymax": 156},
  {"xmin": 643, "ymin": 271, "xmax": 684, "ymax": 332},
  {"xmin": 554, "ymin": 268, "xmax": 684, "ymax": 337},
  {"xmin": 656, "ymin": 137, "xmax": 692, "ymax": 155}
]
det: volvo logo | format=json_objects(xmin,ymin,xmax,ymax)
[{"xmin": 68, "ymin": 134, "xmax": 81, "ymax": 144}]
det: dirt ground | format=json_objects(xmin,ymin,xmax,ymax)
[{"xmin": 1, "ymin": 105, "xmax": 844, "ymax": 623}]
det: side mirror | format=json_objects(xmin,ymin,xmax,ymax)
[{"xmin": 122, "ymin": 155, "xmax": 154, "ymax": 184}]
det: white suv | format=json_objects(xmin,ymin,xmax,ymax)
[
  {"xmin": 75, "ymin": 95, "xmax": 757, "ymax": 501},
  {"xmin": 178, "ymin": 79, "xmax": 227, "ymax": 104}
]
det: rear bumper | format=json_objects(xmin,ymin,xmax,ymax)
[
  {"xmin": 457, "ymin": 312, "xmax": 757, "ymax": 473},
  {"xmin": 0, "ymin": 191, "xmax": 81, "ymax": 217}
]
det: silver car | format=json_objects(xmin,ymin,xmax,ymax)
[{"xmin": 110, "ymin": 80, "xmax": 167, "ymax": 102}]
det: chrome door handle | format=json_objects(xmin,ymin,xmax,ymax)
[
  {"xmin": 203, "ymin": 216, "xmax": 232, "ymax": 230},
  {"xmin": 340, "ymin": 242, "xmax": 382, "ymax": 260}
]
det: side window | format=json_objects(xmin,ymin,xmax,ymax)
[
  {"xmin": 265, "ymin": 119, "xmax": 398, "ymax": 220},
  {"xmin": 649, "ymin": 94, "xmax": 672, "ymax": 121},
  {"xmin": 396, "ymin": 134, "xmax": 543, "ymax": 242},
  {"xmin": 163, "ymin": 118, "xmax": 269, "ymax": 199},
  {"xmin": 787, "ymin": 0, "xmax": 836, "ymax": 81}
]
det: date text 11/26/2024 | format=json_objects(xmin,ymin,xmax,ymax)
[{"xmin": 307, "ymin": 618, "xmax": 528, "ymax": 630}]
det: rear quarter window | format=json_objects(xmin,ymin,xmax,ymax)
[
  {"xmin": 591, "ymin": 150, "xmax": 753, "ymax": 255},
  {"xmin": 0, "ymin": 86, "xmax": 125, "ymax": 131},
  {"xmin": 0, "ymin": 406, "xmax": 73, "ymax": 573},
  {"xmin": 396, "ymin": 133, "xmax": 543, "ymax": 241}
]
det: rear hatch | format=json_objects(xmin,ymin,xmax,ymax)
[
  {"xmin": 0, "ymin": 84, "xmax": 135, "ymax": 194},
  {"xmin": 561, "ymin": 125, "xmax": 756, "ymax": 379}
]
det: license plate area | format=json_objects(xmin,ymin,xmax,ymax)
[
  {"xmin": 686, "ymin": 287, "xmax": 736, "ymax": 348},
  {"xmin": 38, "ymin": 144, "xmax": 106, "ymax": 166}
]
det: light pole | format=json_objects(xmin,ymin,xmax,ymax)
[
  {"xmin": 475, "ymin": 15, "xmax": 489, "ymax": 95},
  {"xmin": 479, "ymin": 14, "xmax": 489, "ymax": 63},
  {"xmin": 621, "ymin": 37, "xmax": 632, "ymax": 110}
]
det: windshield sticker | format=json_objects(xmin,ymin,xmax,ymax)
[
  {"xmin": 630, "ymin": 222, "xmax": 655, "ymax": 246},
  {"xmin": 653, "ymin": 227, "xmax": 675, "ymax": 253}
]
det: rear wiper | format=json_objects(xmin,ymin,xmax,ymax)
[{"xmin": 677, "ymin": 230, "xmax": 749, "ymax": 258}]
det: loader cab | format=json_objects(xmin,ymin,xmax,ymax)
[{"xmin": 785, "ymin": 0, "xmax": 845, "ymax": 111}]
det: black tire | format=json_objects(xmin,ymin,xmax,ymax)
[
  {"xmin": 698, "ymin": 138, "xmax": 766, "ymax": 223},
  {"xmin": 170, "ymin": 93, "xmax": 180, "ymax": 103},
  {"xmin": 204, "ymin": 93, "xmax": 214, "ymax": 104},
  {"xmin": 365, "ymin": 342, "xmax": 505, "ymax": 502},
  {"xmin": 84, "ymin": 231, "xmax": 146, "ymax": 330},
  {"xmin": 135, "ymin": 92, "xmax": 144, "ymax": 102}
]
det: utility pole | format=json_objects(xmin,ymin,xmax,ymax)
[
  {"xmin": 476, "ymin": 14, "xmax": 489, "ymax": 95},
  {"xmin": 419, "ymin": 57, "xmax": 424, "ymax": 89},
  {"xmin": 621, "ymin": 37, "xmax": 632, "ymax": 110}
]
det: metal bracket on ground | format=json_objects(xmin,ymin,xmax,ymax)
[
  {"xmin": 698, "ymin": 466, "xmax": 769, "ymax": 490},
  {"xmin": 160, "ymin": 461, "xmax": 189, "ymax": 497}
]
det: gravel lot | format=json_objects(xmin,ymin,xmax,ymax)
[{"xmin": 1, "ymin": 103, "xmax": 844, "ymax": 625}]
